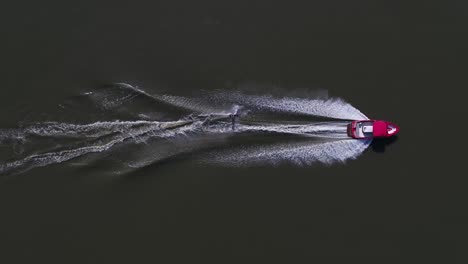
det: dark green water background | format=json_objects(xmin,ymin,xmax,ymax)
[{"xmin": 0, "ymin": 1, "xmax": 466, "ymax": 263}]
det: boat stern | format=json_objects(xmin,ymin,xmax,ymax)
[{"xmin": 347, "ymin": 121, "xmax": 357, "ymax": 138}]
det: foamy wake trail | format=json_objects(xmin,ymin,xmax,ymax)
[
  {"xmin": 213, "ymin": 91, "xmax": 368, "ymax": 120},
  {"xmin": 110, "ymin": 84, "xmax": 367, "ymax": 120},
  {"xmin": 195, "ymin": 122, "xmax": 349, "ymax": 139},
  {"xmin": 0, "ymin": 120, "xmax": 203, "ymax": 174},
  {"xmin": 154, "ymin": 91, "xmax": 368, "ymax": 120},
  {"xmin": 0, "ymin": 84, "xmax": 372, "ymax": 175},
  {"xmin": 236, "ymin": 122, "xmax": 349, "ymax": 139},
  {"xmin": 203, "ymin": 139, "xmax": 371, "ymax": 166},
  {"xmin": 0, "ymin": 121, "xmax": 166, "ymax": 141}
]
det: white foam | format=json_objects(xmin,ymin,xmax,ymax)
[
  {"xmin": 235, "ymin": 122, "xmax": 349, "ymax": 139},
  {"xmin": 205, "ymin": 139, "xmax": 371, "ymax": 166},
  {"xmin": 0, "ymin": 120, "xmax": 163, "ymax": 141},
  {"xmin": 210, "ymin": 91, "xmax": 368, "ymax": 120},
  {"xmin": 101, "ymin": 84, "xmax": 368, "ymax": 120},
  {"xmin": 0, "ymin": 120, "xmax": 203, "ymax": 174},
  {"xmin": 0, "ymin": 84, "xmax": 372, "ymax": 174}
]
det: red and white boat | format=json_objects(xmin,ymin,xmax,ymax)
[{"xmin": 347, "ymin": 120, "xmax": 400, "ymax": 139}]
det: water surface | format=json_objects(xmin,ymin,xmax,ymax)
[{"xmin": 0, "ymin": 1, "xmax": 465, "ymax": 263}]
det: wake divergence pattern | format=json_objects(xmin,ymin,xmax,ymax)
[{"xmin": 0, "ymin": 84, "xmax": 370, "ymax": 175}]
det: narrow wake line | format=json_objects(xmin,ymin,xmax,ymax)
[
  {"xmin": 235, "ymin": 122, "xmax": 349, "ymax": 139},
  {"xmin": 0, "ymin": 120, "xmax": 164, "ymax": 141},
  {"xmin": 0, "ymin": 119, "xmax": 349, "ymax": 142}
]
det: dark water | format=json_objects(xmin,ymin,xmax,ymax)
[{"xmin": 0, "ymin": 1, "xmax": 466, "ymax": 263}]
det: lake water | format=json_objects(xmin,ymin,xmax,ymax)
[{"xmin": 0, "ymin": 1, "xmax": 466, "ymax": 263}]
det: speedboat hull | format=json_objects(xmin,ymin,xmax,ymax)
[{"xmin": 347, "ymin": 120, "xmax": 399, "ymax": 139}]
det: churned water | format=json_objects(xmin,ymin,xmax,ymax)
[{"xmin": 0, "ymin": 84, "xmax": 370, "ymax": 175}]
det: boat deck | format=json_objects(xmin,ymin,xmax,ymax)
[{"xmin": 355, "ymin": 121, "xmax": 374, "ymax": 138}]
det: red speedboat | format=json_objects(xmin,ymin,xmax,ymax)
[{"xmin": 347, "ymin": 120, "xmax": 400, "ymax": 139}]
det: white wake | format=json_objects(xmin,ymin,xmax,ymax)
[
  {"xmin": 0, "ymin": 84, "xmax": 372, "ymax": 175},
  {"xmin": 204, "ymin": 139, "xmax": 371, "ymax": 166}
]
